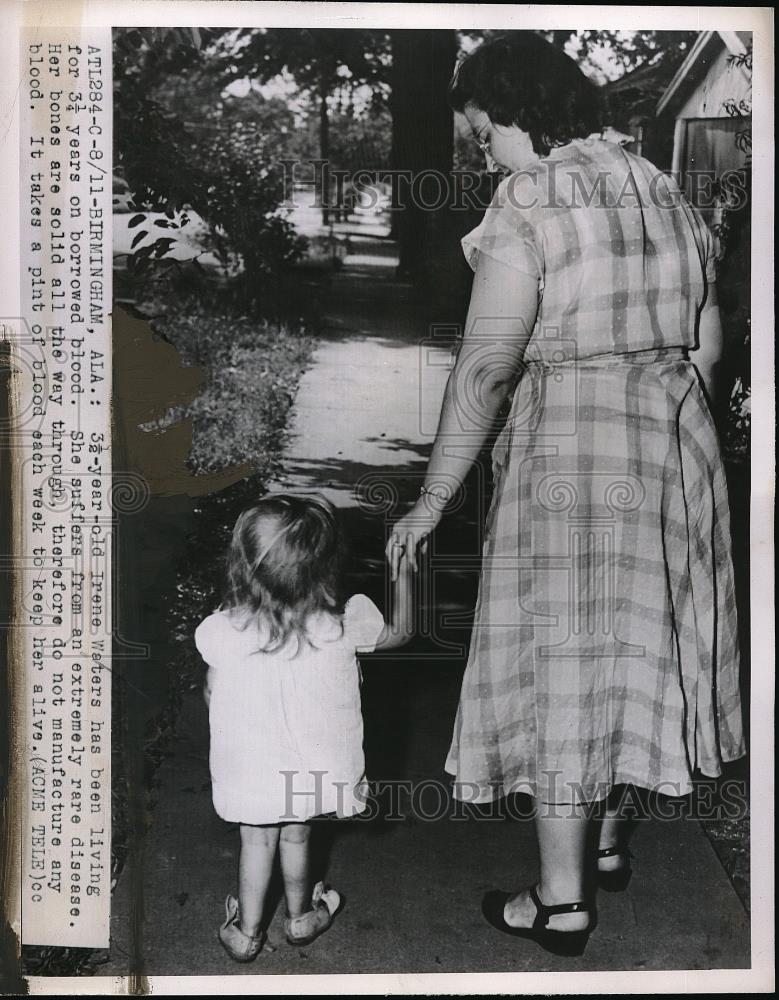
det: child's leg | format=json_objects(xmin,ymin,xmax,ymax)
[
  {"xmin": 279, "ymin": 822, "xmax": 312, "ymax": 917},
  {"xmin": 239, "ymin": 824, "xmax": 280, "ymax": 935}
]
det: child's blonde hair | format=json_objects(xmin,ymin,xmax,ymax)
[{"xmin": 224, "ymin": 493, "xmax": 344, "ymax": 653}]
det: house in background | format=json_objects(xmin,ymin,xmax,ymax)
[
  {"xmin": 601, "ymin": 53, "xmax": 682, "ymax": 169},
  {"xmin": 658, "ymin": 30, "xmax": 752, "ymax": 474},
  {"xmin": 657, "ymin": 30, "xmax": 752, "ymax": 214}
]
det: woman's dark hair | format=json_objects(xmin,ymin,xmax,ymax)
[
  {"xmin": 224, "ymin": 493, "xmax": 345, "ymax": 654},
  {"xmin": 449, "ymin": 33, "xmax": 603, "ymax": 157}
]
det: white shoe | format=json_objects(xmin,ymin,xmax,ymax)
[
  {"xmin": 218, "ymin": 895, "xmax": 265, "ymax": 962},
  {"xmin": 284, "ymin": 881, "xmax": 342, "ymax": 946}
]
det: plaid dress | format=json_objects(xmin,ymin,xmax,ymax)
[{"xmin": 445, "ymin": 139, "xmax": 745, "ymax": 804}]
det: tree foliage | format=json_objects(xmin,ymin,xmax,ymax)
[
  {"xmin": 283, "ymin": 105, "xmax": 393, "ymax": 175},
  {"xmin": 568, "ymin": 30, "xmax": 696, "ymax": 75},
  {"xmin": 460, "ymin": 28, "xmax": 697, "ymax": 80},
  {"xmin": 210, "ymin": 27, "xmax": 391, "ymax": 104},
  {"xmin": 113, "ymin": 27, "xmax": 305, "ymax": 309},
  {"xmin": 207, "ymin": 28, "xmax": 391, "ymax": 223}
]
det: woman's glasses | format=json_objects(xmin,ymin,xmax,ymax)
[{"xmin": 472, "ymin": 126, "xmax": 491, "ymax": 156}]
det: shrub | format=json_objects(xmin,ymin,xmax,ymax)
[{"xmin": 114, "ymin": 28, "xmax": 306, "ymax": 311}]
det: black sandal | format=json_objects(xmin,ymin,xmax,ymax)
[
  {"xmin": 596, "ymin": 846, "xmax": 632, "ymax": 893},
  {"xmin": 481, "ymin": 885, "xmax": 591, "ymax": 957}
]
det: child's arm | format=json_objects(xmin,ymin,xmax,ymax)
[
  {"xmin": 203, "ymin": 666, "xmax": 215, "ymax": 708},
  {"xmin": 373, "ymin": 550, "xmax": 415, "ymax": 651},
  {"xmin": 195, "ymin": 616, "xmax": 219, "ymax": 707}
]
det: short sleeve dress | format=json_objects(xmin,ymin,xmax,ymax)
[
  {"xmin": 445, "ymin": 138, "xmax": 745, "ymax": 805},
  {"xmin": 196, "ymin": 594, "xmax": 385, "ymax": 824}
]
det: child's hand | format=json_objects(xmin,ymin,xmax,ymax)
[{"xmin": 374, "ymin": 534, "xmax": 418, "ymax": 651}]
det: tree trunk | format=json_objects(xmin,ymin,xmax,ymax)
[{"xmin": 390, "ymin": 30, "xmax": 457, "ymax": 296}]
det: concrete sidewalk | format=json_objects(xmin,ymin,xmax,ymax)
[
  {"xmin": 104, "ymin": 685, "xmax": 749, "ymax": 977},
  {"xmin": 269, "ymin": 237, "xmax": 450, "ymax": 507},
  {"xmin": 103, "ymin": 232, "xmax": 750, "ymax": 980}
]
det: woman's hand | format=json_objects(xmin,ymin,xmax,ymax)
[{"xmin": 386, "ymin": 500, "xmax": 443, "ymax": 580}]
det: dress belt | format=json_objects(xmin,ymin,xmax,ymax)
[{"xmin": 523, "ymin": 347, "xmax": 689, "ymax": 374}]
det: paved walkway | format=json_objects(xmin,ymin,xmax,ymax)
[
  {"xmin": 103, "ymin": 225, "xmax": 750, "ymax": 983},
  {"xmin": 269, "ymin": 240, "xmax": 448, "ymax": 506}
]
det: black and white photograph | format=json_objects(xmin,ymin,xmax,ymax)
[{"xmin": 1, "ymin": 2, "xmax": 773, "ymax": 994}]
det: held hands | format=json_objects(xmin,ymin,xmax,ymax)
[
  {"xmin": 382, "ymin": 490, "xmax": 448, "ymax": 647},
  {"xmin": 386, "ymin": 498, "xmax": 443, "ymax": 580}
]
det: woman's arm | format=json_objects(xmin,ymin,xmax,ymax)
[
  {"xmin": 387, "ymin": 253, "xmax": 539, "ymax": 576},
  {"xmin": 693, "ymin": 282, "xmax": 725, "ymax": 416}
]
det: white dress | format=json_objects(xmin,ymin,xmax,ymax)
[{"xmin": 195, "ymin": 594, "xmax": 385, "ymax": 825}]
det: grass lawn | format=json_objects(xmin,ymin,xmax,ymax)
[{"xmin": 138, "ymin": 292, "xmax": 317, "ymax": 479}]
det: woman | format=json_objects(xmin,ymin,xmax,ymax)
[{"xmin": 387, "ymin": 34, "xmax": 744, "ymax": 956}]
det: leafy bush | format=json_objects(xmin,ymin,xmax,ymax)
[
  {"xmin": 138, "ymin": 293, "xmax": 316, "ymax": 475},
  {"xmin": 113, "ymin": 28, "xmax": 306, "ymax": 310},
  {"xmin": 713, "ymin": 46, "xmax": 751, "ymax": 466}
]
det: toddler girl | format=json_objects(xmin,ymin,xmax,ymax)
[{"xmin": 195, "ymin": 493, "xmax": 413, "ymax": 960}]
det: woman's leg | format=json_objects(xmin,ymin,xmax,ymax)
[
  {"xmin": 598, "ymin": 786, "xmax": 629, "ymax": 871},
  {"xmin": 504, "ymin": 801, "xmax": 590, "ymax": 931},
  {"xmin": 279, "ymin": 822, "xmax": 312, "ymax": 917},
  {"xmin": 238, "ymin": 823, "xmax": 280, "ymax": 936}
]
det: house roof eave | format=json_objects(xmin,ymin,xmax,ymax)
[
  {"xmin": 720, "ymin": 30, "xmax": 749, "ymax": 58},
  {"xmin": 656, "ymin": 31, "xmax": 715, "ymax": 116},
  {"xmin": 656, "ymin": 30, "xmax": 751, "ymax": 118}
]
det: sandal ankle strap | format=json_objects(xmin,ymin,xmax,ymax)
[
  {"xmin": 598, "ymin": 846, "xmax": 631, "ymax": 860},
  {"xmin": 529, "ymin": 885, "xmax": 588, "ymax": 928}
]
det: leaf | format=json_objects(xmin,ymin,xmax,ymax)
[
  {"xmin": 151, "ymin": 238, "xmax": 177, "ymax": 257},
  {"xmin": 131, "ymin": 230, "xmax": 149, "ymax": 249},
  {"xmin": 128, "ymin": 214, "xmax": 146, "ymax": 228}
]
